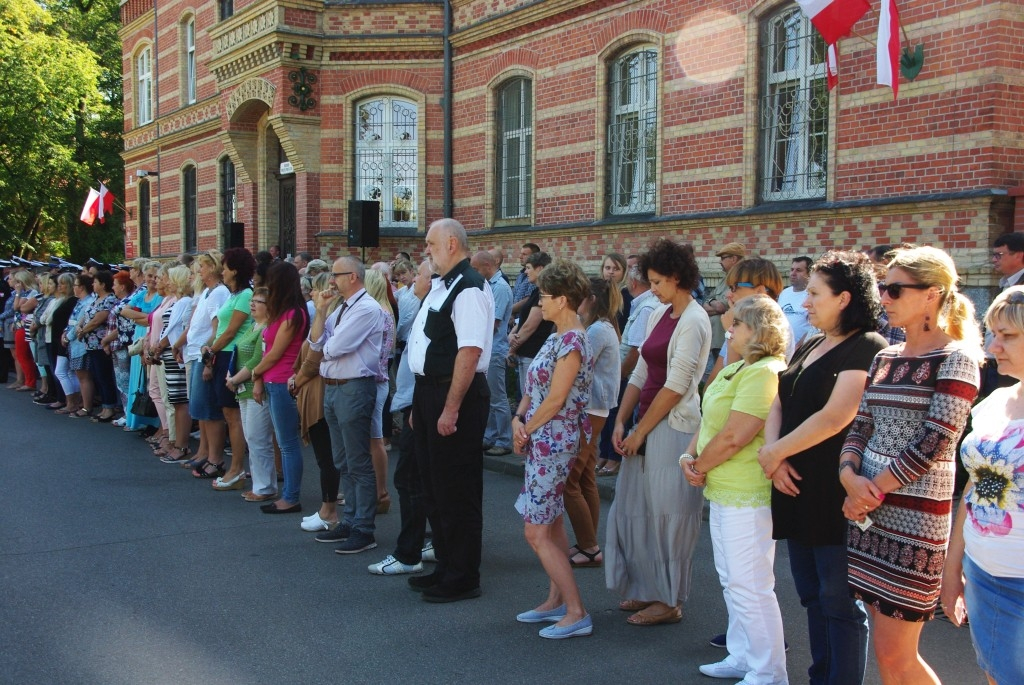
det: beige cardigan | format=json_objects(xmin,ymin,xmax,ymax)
[{"xmin": 627, "ymin": 299, "xmax": 711, "ymax": 434}]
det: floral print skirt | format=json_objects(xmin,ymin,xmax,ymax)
[{"xmin": 515, "ymin": 448, "xmax": 576, "ymax": 525}]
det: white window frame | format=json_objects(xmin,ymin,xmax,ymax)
[
  {"xmin": 607, "ymin": 47, "xmax": 658, "ymax": 216},
  {"xmin": 137, "ymin": 47, "xmax": 153, "ymax": 125},
  {"xmin": 496, "ymin": 78, "xmax": 532, "ymax": 221},
  {"xmin": 354, "ymin": 96, "xmax": 418, "ymax": 229},
  {"xmin": 185, "ymin": 19, "xmax": 196, "ymax": 105},
  {"xmin": 759, "ymin": 7, "xmax": 828, "ymax": 202}
]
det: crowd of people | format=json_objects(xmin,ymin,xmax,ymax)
[{"xmin": 2, "ymin": 225, "xmax": 1022, "ymax": 684}]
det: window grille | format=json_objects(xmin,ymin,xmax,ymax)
[
  {"xmin": 137, "ymin": 48, "xmax": 153, "ymax": 125},
  {"xmin": 607, "ymin": 48, "xmax": 658, "ymax": 216},
  {"xmin": 355, "ymin": 97, "xmax": 418, "ymax": 227},
  {"xmin": 496, "ymin": 78, "xmax": 532, "ymax": 220},
  {"xmin": 759, "ymin": 7, "xmax": 828, "ymax": 202}
]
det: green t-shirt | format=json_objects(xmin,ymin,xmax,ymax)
[
  {"xmin": 697, "ymin": 355, "xmax": 787, "ymax": 507},
  {"xmin": 232, "ymin": 323, "xmax": 265, "ymax": 400},
  {"xmin": 214, "ymin": 288, "xmax": 253, "ymax": 352}
]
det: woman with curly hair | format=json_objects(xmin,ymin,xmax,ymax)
[
  {"xmin": 841, "ymin": 245, "xmax": 982, "ymax": 684},
  {"xmin": 606, "ymin": 238, "xmax": 711, "ymax": 626}
]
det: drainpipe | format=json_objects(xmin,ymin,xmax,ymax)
[
  {"xmin": 442, "ymin": 0, "xmax": 453, "ymax": 218},
  {"xmin": 153, "ymin": 0, "xmax": 162, "ymax": 255}
]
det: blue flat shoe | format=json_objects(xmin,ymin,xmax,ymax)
[
  {"xmin": 516, "ymin": 604, "xmax": 567, "ymax": 624},
  {"xmin": 539, "ymin": 614, "xmax": 592, "ymax": 639}
]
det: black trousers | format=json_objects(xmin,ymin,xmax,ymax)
[
  {"xmin": 412, "ymin": 373, "xmax": 489, "ymax": 589},
  {"xmin": 308, "ymin": 418, "xmax": 340, "ymax": 504},
  {"xmin": 393, "ymin": 407, "xmax": 427, "ymax": 565}
]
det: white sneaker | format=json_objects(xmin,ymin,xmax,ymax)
[
  {"xmin": 112, "ymin": 417, "xmax": 127, "ymax": 427},
  {"xmin": 300, "ymin": 512, "xmax": 337, "ymax": 532},
  {"xmin": 421, "ymin": 540, "xmax": 436, "ymax": 563},
  {"xmin": 368, "ymin": 555, "xmax": 423, "ymax": 575},
  {"xmin": 698, "ymin": 661, "xmax": 747, "ymax": 680}
]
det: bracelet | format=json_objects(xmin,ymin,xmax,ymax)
[
  {"xmin": 678, "ymin": 452, "xmax": 696, "ymax": 469},
  {"xmin": 838, "ymin": 460, "xmax": 860, "ymax": 478}
]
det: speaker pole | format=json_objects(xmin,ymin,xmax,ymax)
[{"xmin": 361, "ymin": 246, "xmax": 366, "ymax": 264}]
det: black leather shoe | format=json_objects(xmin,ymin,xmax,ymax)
[
  {"xmin": 260, "ymin": 502, "xmax": 302, "ymax": 514},
  {"xmin": 408, "ymin": 572, "xmax": 442, "ymax": 592},
  {"xmin": 421, "ymin": 584, "xmax": 481, "ymax": 603}
]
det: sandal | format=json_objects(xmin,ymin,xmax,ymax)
[
  {"xmin": 569, "ymin": 547, "xmax": 603, "ymax": 568},
  {"xmin": 619, "ymin": 599, "xmax": 654, "ymax": 612},
  {"xmin": 55, "ymin": 406, "xmax": 77, "ymax": 415},
  {"xmin": 183, "ymin": 457, "xmax": 208, "ymax": 471},
  {"xmin": 159, "ymin": 447, "xmax": 192, "ymax": 464},
  {"xmin": 193, "ymin": 461, "xmax": 226, "ymax": 479},
  {"xmin": 68, "ymin": 408, "xmax": 91, "ymax": 418},
  {"xmin": 597, "ymin": 464, "xmax": 620, "ymax": 477},
  {"xmin": 627, "ymin": 605, "xmax": 682, "ymax": 626}
]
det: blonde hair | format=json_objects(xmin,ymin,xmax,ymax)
[
  {"xmin": 985, "ymin": 285, "xmax": 1024, "ymax": 334},
  {"xmin": 195, "ymin": 250, "xmax": 223, "ymax": 279},
  {"xmin": 364, "ymin": 269, "xmax": 394, "ymax": 326},
  {"xmin": 131, "ymin": 257, "xmax": 149, "ymax": 272},
  {"xmin": 166, "ymin": 265, "xmax": 192, "ymax": 295},
  {"xmin": 732, "ymin": 295, "xmax": 788, "ymax": 364},
  {"xmin": 37, "ymin": 272, "xmax": 53, "ymax": 294},
  {"xmin": 13, "ymin": 270, "xmax": 37, "ymax": 291},
  {"xmin": 887, "ymin": 246, "xmax": 983, "ymax": 357},
  {"xmin": 143, "ymin": 260, "xmax": 161, "ymax": 273}
]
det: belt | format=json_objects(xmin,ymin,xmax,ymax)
[
  {"xmin": 323, "ymin": 377, "xmax": 370, "ymax": 386},
  {"xmin": 416, "ymin": 372, "xmax": 484, "ymax": 386}
]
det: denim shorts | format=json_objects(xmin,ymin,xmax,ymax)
[
  {"xmin": 213, "ymin": 350, "xmax": 239, "ymax": 410},
  {"xmin": 963, "ymin": 553, "xmax": 1024, "ymax": 684},
  {"xmin": 189, "ymin": 357, "xmax": 223, "ymax": 421}
]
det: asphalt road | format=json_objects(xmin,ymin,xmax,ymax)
[{"xmin": 0, "ymin": 388, "xmax": 985, "ymax": 684}]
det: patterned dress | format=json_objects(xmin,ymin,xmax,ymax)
[
  {"xmin": 514, "ymin": 329, "xmax": 593, "ymax": 524},
  {"xmin": 843, "ymin": 344, "xmax": 979, "ymax": 621}
]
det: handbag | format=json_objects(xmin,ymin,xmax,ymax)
[
  {"xmin": 131, "ymin": 366, "xmax": 159, "ymax": 418},
  {"xmin": 127, "ymin": 337, "xmax": 145, "ymax": 357}
]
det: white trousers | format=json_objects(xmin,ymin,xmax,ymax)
[
  {"xmin": 239, "ymin": 398, "xmax": 277, "ymax": 496},
  {"xmin": 710, "ymin": 501, "xmax": 789, "ymax": 685}
]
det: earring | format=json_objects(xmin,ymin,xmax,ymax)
[{"xmin": 923, "ymin": 314, "xmax": 931, "ymax": 332}]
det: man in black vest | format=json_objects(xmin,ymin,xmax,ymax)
[{"xmin": 405, "ymin": 219, "xmax": 495, "ymax": 602}]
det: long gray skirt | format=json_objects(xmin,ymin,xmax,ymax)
[{"xmin": 605, "ymin": 420, "xmax": 705, "ymax": 606}]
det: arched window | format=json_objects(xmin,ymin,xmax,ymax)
[
  {"xmin": 759, "ymin": 6, "xmax": 828, "ymax": 201},
  {"xmin": 607, "ymin": 47, "xmax": 658, "ymax": 216},
  {"xmin": 136, "ymin": 46, "xmax": 153, "ymax": 125},
  {"xmin": 495, "ymin": 78, "xmax": 532, "ymax": 220},
  {"xmin": 182, "ymin": 165, "xmax": 198, "ymax": 252},
  {"xmin": 184, "ymin": 18, "xmax": 196, "ymax": 105},
  {"xmin": 354, "ymin": 97, "xmax": 418, "ymax": 228}
]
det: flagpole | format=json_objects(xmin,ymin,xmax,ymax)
[{"xmin": 867, "ymin": 4, "xmax": 911, "ymax": 47}]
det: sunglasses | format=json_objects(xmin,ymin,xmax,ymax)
[
  {"xmin": 727, "ymin": 282, "xmax": 754, "ymax": 292},
  {"xmin": 878, "ymin": 282, "xmax": 930, "ymax": 299}
]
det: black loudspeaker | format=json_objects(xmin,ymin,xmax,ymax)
[
  {"xmin": 348, "ymin": 200, "xmax": 380, "ymax": 248},
  {"xmin": 227, "ymin": 222, "xmax": 245, "ymax": 248}
]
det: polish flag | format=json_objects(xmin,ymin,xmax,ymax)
[
  {"xmin": 826, "ymin": 43, "xmax": 839, "ymax": 91},
  {"xmin": 796, "ymin": 0, "xmax": 870, "ymax": 45},
  {"xmin": 80, "ymin": 188, "xmax": 100, "ymax": 225},
  {"xmin": 98, "ymin": 183, "xmax": 116, "ymax": 223},
  {"xmin": 877, "ymin": 0, "xmax": 900, "ymax": 98}
]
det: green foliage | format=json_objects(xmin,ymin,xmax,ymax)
[{"xmin": 0, "ymin": 0, "xmax": 125, "ymax": 263}]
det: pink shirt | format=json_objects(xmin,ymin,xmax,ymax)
[{"xmin": 262, "ymin": 308, "xmax": 307, "ymax": 383}]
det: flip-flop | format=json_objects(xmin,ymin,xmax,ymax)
[{"xmin": 68, "ymin": 408, "xmax": 91, "ymax": 418}]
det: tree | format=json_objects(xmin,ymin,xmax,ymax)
[{"xmin": 0, "ymin": 0, "xmax": 124, "ymax": 262}]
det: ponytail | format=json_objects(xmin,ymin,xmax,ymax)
[{"xmin": 941, "ymin": 290, "xmax": 983, "ymax": 362}]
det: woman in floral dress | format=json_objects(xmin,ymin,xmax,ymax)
[
  {"xmin": 840, "ymin": 246, "xmax": 982, "ymax": 684},
  {"xmin": 512, "ymin": 259, "xmax": 594, "ymax": 640},
  {"xmin": 941, "ymin": 286, "xmax": 1024, "ymax": 685}
]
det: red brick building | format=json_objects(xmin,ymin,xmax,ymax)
[{"xmin": 119, "ymin": 0, "xmax": 1024, "ymax": 288}]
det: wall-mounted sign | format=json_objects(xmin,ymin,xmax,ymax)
[{"xmin": 280, "ymin": 161, "xmax": 294, "ymax": 175}]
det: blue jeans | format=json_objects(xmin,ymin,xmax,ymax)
[
  {"xmin": 484, "ymin": 353, "xmax": 511, "ymax": 449},
  {"xmin": 324, "ymin": 378, "xmax": 376, "ymax": 535},
  {"xmin": 265, "ymin": 382, "xmax": 303, "ymax": 504},
  {"xmin": 787, "ymin": 539, "xmax": 868, "ymax": 685}
]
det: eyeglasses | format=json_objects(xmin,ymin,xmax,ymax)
[
  {"xmin": 539, "ymin": 293, "xmax": 554, "ymax": 299},
  {"xmin": 727, "ymin": 282, "xmax": 754, "ymax": 292},
  {"xmin": 993, "ymin": 251, "xmax": 1009, "ymax": 260},
  {"xmin": 251, "ymin": 299, "xmax": 266, "ymax": 305},
  {"xmin": 332, "ymin": 271, "xmax": 353, "ymax": 278},
  {"xmin": 878, "ymin": 282, "xmax": 930, "ymax": 299}
]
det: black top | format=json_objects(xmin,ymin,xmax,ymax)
[
  {"xmin": 617, "ymin": 285, "xmax": 632, "ymax": 333},
  {"xmin": 514, "ymin": 288, "xmax": 553, "ymax": 358},
  {"xmin": 51, "ymin": 296, "xmax": 78, "ymax": 358},
  {"xmin": 771, "ymin": 330, "xmax": 888, "ymax": 546},
  {"xmin": 422, "ymin": 259, "xmax": 487, "ymax": 377}
]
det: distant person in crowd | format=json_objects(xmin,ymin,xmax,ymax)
[
  {"xmin": 841, "ymin": 246, "xmax": 981, "ymax": 684},
  {"xmin": 120, "ymin": 261, "xmax": 163, "ymax": 432},
  {"xmin": 101, "ymin": 271, "xmax": 136, "ymax": 418},
  {"xmin": 942, "ymin": 286, "xmax": 1024, "ymax": 685},
  {"xmin": 703, "ymin": 242, "xmax": 747, "ymax": 379},
  {"xmin": 683, "ymin": 295, "xmax": 789, "ymax": 685},
  {"xmin": 269, "ymin": 245, "xmax": 282, "ymax": 261},
  {"xmin": 82, "ymin": 270, "xmax": 118, "ymax": 422},
  {"xmin": 602, "ymin": 252, "xmax": 629, "ymax": 332},
  {"xmin": 51, "ymin": 274, "xmax": 80, "ymax": 413},
  {"xmin": 509, "ymin": 251, "xmax": 553, "ymax": 397},
  {"xmin": 606, "ymin": 238, "xmax": 710, "ymax": 627},
  {"xmin": 365, "ymin": 268, "xmax": 396, "ymax": 514},
  {"xmin": 292, "ymin": 252, "xmax": 311, "ymax": 273},
  {"xmin": 565, "ymin": 276, "xmax": 619, "ymax": 568},
  {"xmin": 151, "ymin": 266, "xmax": 194, "ymax": 461},
  {"xmin": 511, "ymin": 243, "xmax": 540, "ymax": 321},
  {"xmin": 65, "ymin": 273, "xmax": 96, "ymax": 417},
  {"xmin": 761, "ymin": 251, "xmax": 886, "ymax": 685},
  {"xmin": 866, "ymin": 245, "xmax": 906, "ymax": 347},
  {"xmin": 406, "ymin": 219, "xmax": 494, "ymax": 603},
  {"xmin": 778, "ymin": 255, "xmax": 816, "ymax": 348},
  {"xmin": 512, "ymin": 259, "xmax": 594, "ymax": 640},
  {"xmin": 471, "ymin": 250, "xmax": 514, "ymax": 457},
  {"xmin": 982, "ymin": 232, "xmax": 1024, "ymax": 396}
]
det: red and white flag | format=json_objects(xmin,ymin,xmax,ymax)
[
  {"xmin": 98, "ymin": 183, "xmax": 115, "ymax": 223},
  {"xmin": 877, "ymin": 0, "xmax": 900, "ymax": 98},
  {"xmin": 826, "ymin": 43, "xmax": 840, "ymax": 90},
  {"xmin": 796, "ymin": 0, "xmax": 870, "ymax": 45},
  {"xmin": 80, "ymin": 188, "xmax": 100, "ymax": 225}
]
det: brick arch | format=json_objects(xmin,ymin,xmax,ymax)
[
  {"xmin": 592, "ymin": 10, "xmax": 669, "ymax": 54},
  {"xmin": 483, "ymin": 47, "xmax": 540, "ymax": 84},
  {"xmin": 336, "ymin": 69, "xmax": 438, "ymax": 95}
]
